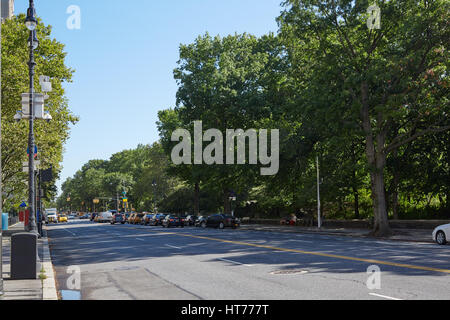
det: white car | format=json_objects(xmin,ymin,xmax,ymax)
[
  {"xmin": 97, "ymin": 211, "xmax": 114, "ymax": 223},
  {"xmin": 432, "ymin": 223, "xmax": 450, "ymax": 245}
]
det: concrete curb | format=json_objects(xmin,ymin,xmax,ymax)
[
  {"xmin": 41, "ymin": 235, "xmax": 58, "ymax": 300},
  {"xmin": 240, "ymin": 225, "xmax": 433, "ymax": 244}
]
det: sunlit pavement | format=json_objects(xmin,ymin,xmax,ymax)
[{"xmin": 46, "ymin": 220, "xmax": 450, "ymax": 300}]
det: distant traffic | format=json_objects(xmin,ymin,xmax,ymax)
[{"xmin": 45, "ymin": 209, "xmax": 241, "ymax": 230}]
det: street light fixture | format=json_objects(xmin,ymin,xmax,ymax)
[
  {"xmin": 25, "ymin": 2, "xmax": 37, "ymax": 31},
  {"xmin": 152, "ymin": 180, "xmax": 157, "ymax": 213},
  {"xmin": 27, "ymin": 30, "xmax": 39, "ymax": 50}
]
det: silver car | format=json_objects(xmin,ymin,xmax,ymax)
[{"xmin": 432, "ymin": 223, "xmax": 450, "ymax": 245}]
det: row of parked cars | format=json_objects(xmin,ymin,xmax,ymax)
[{"xmin": 91, "ymin": 211, "xmax": 241, "ymax": 230}]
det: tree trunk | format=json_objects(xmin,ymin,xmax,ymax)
[
  {"xmin": 194, "ymin": 182, "xmax": 200, "ymax": 215},
  {"xmin": 361, "ymin": 82, "xmax": 392, "ymax": 237},
  {"xmin": 371, "ymin": 165, "xmax": 391, "ymax": 236},
  {"xmin": 353, "ymin": 188, "xmax": 360, "ymax": 219},
  {"xmin": 392, "ymin": 174, "xmax": 399, "ymax": 220}
]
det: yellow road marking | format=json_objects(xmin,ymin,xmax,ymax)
[{"xmin": 135, "ymin": 228, "xmax": 450, "ymax": 275}]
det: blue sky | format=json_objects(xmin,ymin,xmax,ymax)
[{"xmin": 14, "ymin": 0, "xmax": 283, "ymax": 194}]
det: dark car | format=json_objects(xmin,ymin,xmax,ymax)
[
  {"xmin": 80, "ymin": 213, "xmax": 90, "ymax": 220},
  {"xmin": 162, "ymin": 215, "xmax": 185, "ymax": 228},
  {"xmin": 142, "ymin": 214, "xmax": 154, "ymax": 225},
  {"xmin": 206, "ymin": 214, "xmax": 240, "ymax": 229},
  {"xmin": 185, "ymin": 215, "xmax": 198, "ymax": 226},
  {"xmin": 149, "ymin": 214, "xmax": 167, "ymax": 226},
  {"xmin": 111, "ymin": 213, "xmax": 125, "ymax": 225}
]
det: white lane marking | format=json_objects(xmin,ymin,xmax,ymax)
[
  {"xmin": 369, "ymin": 293, "xmax": 402, "ymax": 300},
  {"xmin": 62, "ymin": 228, "xmax": 77, "ymax": 236},
  {"xmin": 166, "ymin": 244, "xmax": 182, "ymax": 249},
  {"xmin": 218, "ymin": 258, "xmax": 253, "ymax": 267},
  {"xmin": 135, "ymin": 238, "xmax": 145, "ymax": 241}
]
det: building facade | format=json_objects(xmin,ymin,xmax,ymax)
[{"xmin": 1, "ymin": 0, "xmax": 14, "ymax": 21}]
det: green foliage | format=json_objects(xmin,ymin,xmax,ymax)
[
  {"xmin": 59, "ymin": 1, "xmax": 449, "ymax": 222},
  {"xmin": 1, "ymin": 15, "xmax": 78, "ymax": 211}
]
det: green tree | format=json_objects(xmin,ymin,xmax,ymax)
[
  {"xmin": 278, "ymin": 0, "xmax": 449, "ymax": 235},
  {"xmin": 2, "ymin": 15, "xmax": 78, "ymax": 210}
]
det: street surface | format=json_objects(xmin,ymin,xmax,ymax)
[{"xmin": 47, "ymin": 220, "xmax": 450, "ymax": 300}]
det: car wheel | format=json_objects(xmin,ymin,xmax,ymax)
[
  {"xmin": 219, "ymin": 222, "xmax": 225, "ymax": 230},
  {"xmin": 436, "ymin": 231, "xmax": 447, "ymax": 245},
  {"xmin": 201, "ymin": 222, "xmax": 206, "ymax": 228}
]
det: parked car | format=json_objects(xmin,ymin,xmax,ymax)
[
  {"xmin": 127, "ymin": 213, "xmax": 136, "ymax": 224},
  {"xmin": 132, "ymin": 213, "xmax": 145, "ymax": 225},
  {"xmin": 111, "ymin": 213, "xmax": 125, "ymax": 225},
  {"xmin": 206, "ymin": 214, "xmax": 240, "ymax": 229},
  {"xmin": 195, "ymin": 216, "xmax": 208, "ymax": 228},
  {"xmin": 162, "ymin": 215, "xmax": 185, "ymax": 228},
  {"xmin": 433, "ymin": 223, "xmax": 450, "ymax": 245},
  {"xmin": 123, "ymin": 212, "xmax": 131, "ymax": 222},
  {"xmin": 149, "ymin": 214, "xmax": 167, "ymax": 226},
  {"xmin": 142, "ymin": 214, "xmax": 154, "ymax": 225},
  {"xmin": 80, "ymin": 213, "xmax": 90, "ymax": 220},
  {"xmin": 185, "ymin": 215, "xmax": 199, "ymax": 226},
  {"xmin": 58, "ymin": 214, "xmax": 68, "ymax": 223}
]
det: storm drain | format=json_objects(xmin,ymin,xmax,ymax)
[{"xmin": 270, "ymin": 270, "xmax": 308, "ymax": 275}]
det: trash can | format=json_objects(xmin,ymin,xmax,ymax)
[
  {"xmin": 1, "ymin": 213, "xmax": 8, "ymax": 231},
  {"xmin": 11, "ymin": 233, "xmax": 38, "ymax": 280}
]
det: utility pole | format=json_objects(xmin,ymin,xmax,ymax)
[{"xmin": 316, "ymin": 155, "xmax": 322, "ymax": 229}]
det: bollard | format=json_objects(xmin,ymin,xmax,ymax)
[{"xmin": 11, "ymin": 233, "xmax": 38, "ymax": 280}]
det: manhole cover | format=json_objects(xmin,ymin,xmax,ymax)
[{"xmin": 270, "ymin": 270, "xmax": 308, "ymax": 275}]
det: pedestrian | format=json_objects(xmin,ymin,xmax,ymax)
[{"xmin": 290, "ymin": 214, "xmax": 297, "ymax": 226}]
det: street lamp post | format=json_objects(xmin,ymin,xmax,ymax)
[
  {"xmin": 152, "ymin": 181, "xmax": 157, "ymax": 213},
  {"xmin": 26, "ymin": 0, "xmax": 39, "ymax": 234},
  {"xmin": 67, "ymin": 196, "xmax": 71, "ymax": 214},
  {"xmin": 316, "ymin": 155, "xmax": 322, "ymax": 229}
]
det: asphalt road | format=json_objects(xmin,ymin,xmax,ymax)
[{"xmin": 46, "ymin": 220, "xmax": 450, "ymax": 300}]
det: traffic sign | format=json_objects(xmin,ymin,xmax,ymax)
[
  {"xmin": 23, "ymin": 160, "xmax": 40, "ymax": 173},
  {"xmin": 27, "ymin": 146, "xmax": 38, "ymax": 155},
  {"xmin": 20, "ymin": 202, "xmax": 27, "ymax": 208}
]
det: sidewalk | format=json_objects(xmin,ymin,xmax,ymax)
[
  {"xmin": 240, "ymin": 224, "xmax": 433, "ymax": 243},
  {"xmin": 1, "ymin": 223, "xmax": 58, "ymax": 300}
]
